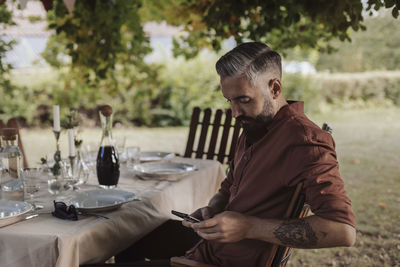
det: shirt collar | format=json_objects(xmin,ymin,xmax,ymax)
[
  {"xmin": 243, "ymin": 101, "xmax": 304, "ymax": 147},
  {"xmin": 266, "ymin": 100, "xmax": 304, "ymax": 130}
]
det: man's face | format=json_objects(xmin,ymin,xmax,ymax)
[{"xmin": 221, "ymin": 74, "xmax": 276, "ymax": 141}]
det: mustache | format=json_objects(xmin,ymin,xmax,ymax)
[{"xmin": 236, "ymin": 115, "xmax": 255, "ymax": 123}]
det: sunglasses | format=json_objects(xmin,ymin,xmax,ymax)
[
  {"xmin": 52, "ymin": 201, "xmax": 78, "ymax": 221},
  {"xmin": 52, "ymin": 201, "xmax": 110, "ymax": 220}
]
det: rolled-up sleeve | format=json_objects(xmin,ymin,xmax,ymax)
[{"xmin": 288, "ymin": 134, "xmax": 356, "ymax": 228}]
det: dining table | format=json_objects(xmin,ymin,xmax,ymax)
[{"xmin": 0, "ymin": 157, "xmax": 225, "ymax": 267}]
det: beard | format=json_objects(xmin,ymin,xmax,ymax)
[{"xmin": 237, "ymin": 94, "xmax": 275, "ymax": 145}]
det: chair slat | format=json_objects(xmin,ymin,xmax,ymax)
[
  {"xmin": 272, "ymin": 203, "xmax": 311, "ymax": 267},
  {"xmin": 217, "ymin": 109, "xmax": 233, "ymax": 164},
  {"xmin": 184, "ymin": 107, "xmax": 242, "ymax": 164},
  {"xmin": 0, "ymin": 120, "xmax": 4, "ymax": 147},
  {"xmin": 195, "ymin": 108, "xmax": 212, "ymax": 159},
  {"xmin": 269, "ymin": 183, "xmax": 305, "ymax": 267},
  {"xmin": 184, "ymin": 107, "xmax": 201, "ymax": 158},
  {"xmin": 206, "ymin": 109, "xmax": 222, "ymax": 160}
]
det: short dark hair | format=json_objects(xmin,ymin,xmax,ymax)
[{"xmin": 215, "ymin": 42, "xmax": 282, "ymax": 84}]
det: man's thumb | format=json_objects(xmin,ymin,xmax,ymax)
[{"xmin": 201, "ymin": 207, "xmax": 213, "ymax": 220}]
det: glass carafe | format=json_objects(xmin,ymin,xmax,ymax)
[
  {"xmin": 0, "ymin": 128, "xmax": 24, "ymax": 200},
  {"xmin": 96, "ymin": 105, "xmax": 120, "ymax": 189}
]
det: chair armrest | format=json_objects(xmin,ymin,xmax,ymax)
[{"xmin": 170, "ymin": 257, "xmax": 217, "ymax": 267}]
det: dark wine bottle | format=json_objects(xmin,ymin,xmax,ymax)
[
  {"xmin": 97, "ymin": 146, "xmax": 120, "ymax": 186},
  {"xmin": 96, "ymin": 105, "xmax": 120, "ymax": 188}
]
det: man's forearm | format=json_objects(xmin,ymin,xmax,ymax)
[{"xmin": 247, "ymin": 215, "xmax": 356, "ymax": 249}]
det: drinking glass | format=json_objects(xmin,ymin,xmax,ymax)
[
  {"xmin": 82, "ymin": 142, "xmax": 99, "ymax": 163},
  {"xmin": 62, "ymin": 159, "xmax": 80, "ymax": 186},
  {"xmin": 126, "ymin": 146, "xmax": 141, "ymax": 169},
  {"xmin": 22, "ymin": 168, "xmax": 44, "ymax": 209},
  {"xmin": 46, "ymin": 161, "xmax": 72, "ymax": 195},
  {"xmin": 115, "ymin": 136, "xmax": 127, "ymax": 163},
  {"xmin": 80, "ymin": 142, "xmax": 98, "ymax": 175},
  {"xmin": 1, "ymin": 169, "xmax": 24, "ymax": 201},
  {"xmin": 62, "ymin": 158, "xmax": 90, "ymax": 188},
  {"xmin": 48, "ymin": 178, "xmax": 69, "ymax": 195}
]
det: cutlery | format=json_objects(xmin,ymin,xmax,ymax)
[{"xmin": 0, "ymin": 213, "xmax": 39, "ymax": 228}]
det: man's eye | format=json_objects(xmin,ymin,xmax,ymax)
[{"xmin": 239, "ymin": 98, "xmax": 251, "ymax": 104}]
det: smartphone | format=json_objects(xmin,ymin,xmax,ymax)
[{"xmin": 171, "ymin": 210, "xmax": 200, "ymax": 223}]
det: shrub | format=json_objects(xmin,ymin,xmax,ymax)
[
  {"xmin": 283, "ymin": 73, "xmax": 323, "ymax": 113},
  {"xmin": 153, "ymin": 51, "xmax": 227, "ymax": 126},
  {"xmin": 315, "ymin": 71, "xmax": 400, "ymax": 106}
]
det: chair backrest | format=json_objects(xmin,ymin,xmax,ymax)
[
  {"xmin": 0, "ymin": 118, "xmax": 29, "ymax": 169},
  {"xmin": 268, "ymin": 182, "xmax": 310, "ymax": 267},
  {"xmin": 268, "ymin": 122, "xmax": 333, "ymax": 267},
  {"xmin": 184, "ymin": 107, "xmax": 241, "ymax": 165}
]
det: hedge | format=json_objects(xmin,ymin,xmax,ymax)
[
  {"xmin": 2, "ymin": 67, "xmax": 400, "ymax": 127},
  {"xmin": 283, "ymin": 71, "xmax": 400, "ymax": 113}
]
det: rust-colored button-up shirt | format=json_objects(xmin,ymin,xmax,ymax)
[{"xmin": 186, "ymin": 101, "xmax": 356, "ymax": 267}]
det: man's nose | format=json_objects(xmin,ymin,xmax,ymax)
[{"xmin": 231, "ymin": 103, "xmax": 242, "ymax": 118}]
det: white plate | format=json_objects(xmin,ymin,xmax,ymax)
[
  {"xmin": 56, "ymin": 189, "xmax": 136, "ymax": 212},
  {"xmin": 0, "ymin": 200, "xmax": 33, "ymax": 228},
  {"xmin": 133, "ymin": 162, "xmax": 196, "ymax": 181},
  {"xmin": 140, "ymin": 151, "xmax": 175, "ymax": 162}
]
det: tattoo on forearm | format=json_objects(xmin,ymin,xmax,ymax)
[{"xmin": 273, "ymin": 219, "xmax": 318, "ymax": 248}]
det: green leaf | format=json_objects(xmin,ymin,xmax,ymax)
[
  {"xmin": 392, "ymin": 6, "xmax": 399, "ymax": 18},
  {"xmin": 385, "ymin": 0, "xmax": 395, "ymax": 8}
]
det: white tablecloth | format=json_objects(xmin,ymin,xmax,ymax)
[{"xmin": 0, "ymin": 157, "xmax": 225, "ymax": 267}]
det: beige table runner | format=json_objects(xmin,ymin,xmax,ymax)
[{"xmin": 0, "ymin": 158, "xmax": 225, "ymax": 267}]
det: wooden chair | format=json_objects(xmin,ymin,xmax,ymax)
[
  {"xmin": 267, "ymin": 182, "xmax": 309, "ymax": 267},
  {"xmin": 184, "ymin": 107, "xmax": 241, "ymax": 165},
  {"xmin": 0, "ymin": 118, "xmax": 29, "ymax": 169}
]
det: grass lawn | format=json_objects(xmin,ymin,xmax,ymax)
[{"xmin": 20, "ymin": 107, "xmax": 400, "ymax": 266}]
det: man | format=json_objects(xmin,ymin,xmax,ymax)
[
  {"xmin": 178, "ymin": 42, "xmax": 356, "ymax": 266},
  {"xmin": 91, "ymin": 42, "xmax": 355, "ymax": 267}
]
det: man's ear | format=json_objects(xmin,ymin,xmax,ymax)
[{"xmin": 269, "ymin": 79, "xmax": 282, "ymax": 99}]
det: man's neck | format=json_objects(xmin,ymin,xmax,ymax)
[{"xmin": 274, "ymin": 97, "xmax": 288, "ymax": 116}]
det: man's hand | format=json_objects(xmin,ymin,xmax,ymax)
[
  {"xmin": 182, "ymin": 191, "xmax": 229, "ymax": 228},
  {"xmin": 190, "ymin": 211, "xmax": 250, "ymax": 243},
  {"xmin": 182, "ymin": 206, "xmax": 217, "ymax": 228},
  {"xmin": 193, "ymin": 206, "xmax": 217, "ymax": 220}
]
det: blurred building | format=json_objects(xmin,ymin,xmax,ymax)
[
  {"xmin": 0, "ymin": 1, "xmax": 181, "ymax": 69},
  {"xmin": 1, "ymin": 1, "xmax": 50, "ymax": 68}
]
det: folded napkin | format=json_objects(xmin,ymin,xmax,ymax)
[{"xmin": 52, "ymin": 201, "xmax": 78, "ymax": 221}]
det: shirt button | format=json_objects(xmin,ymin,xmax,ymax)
[{"xmin": 244, "ymin": 155, "xmax": 248, "ymax": 161}]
